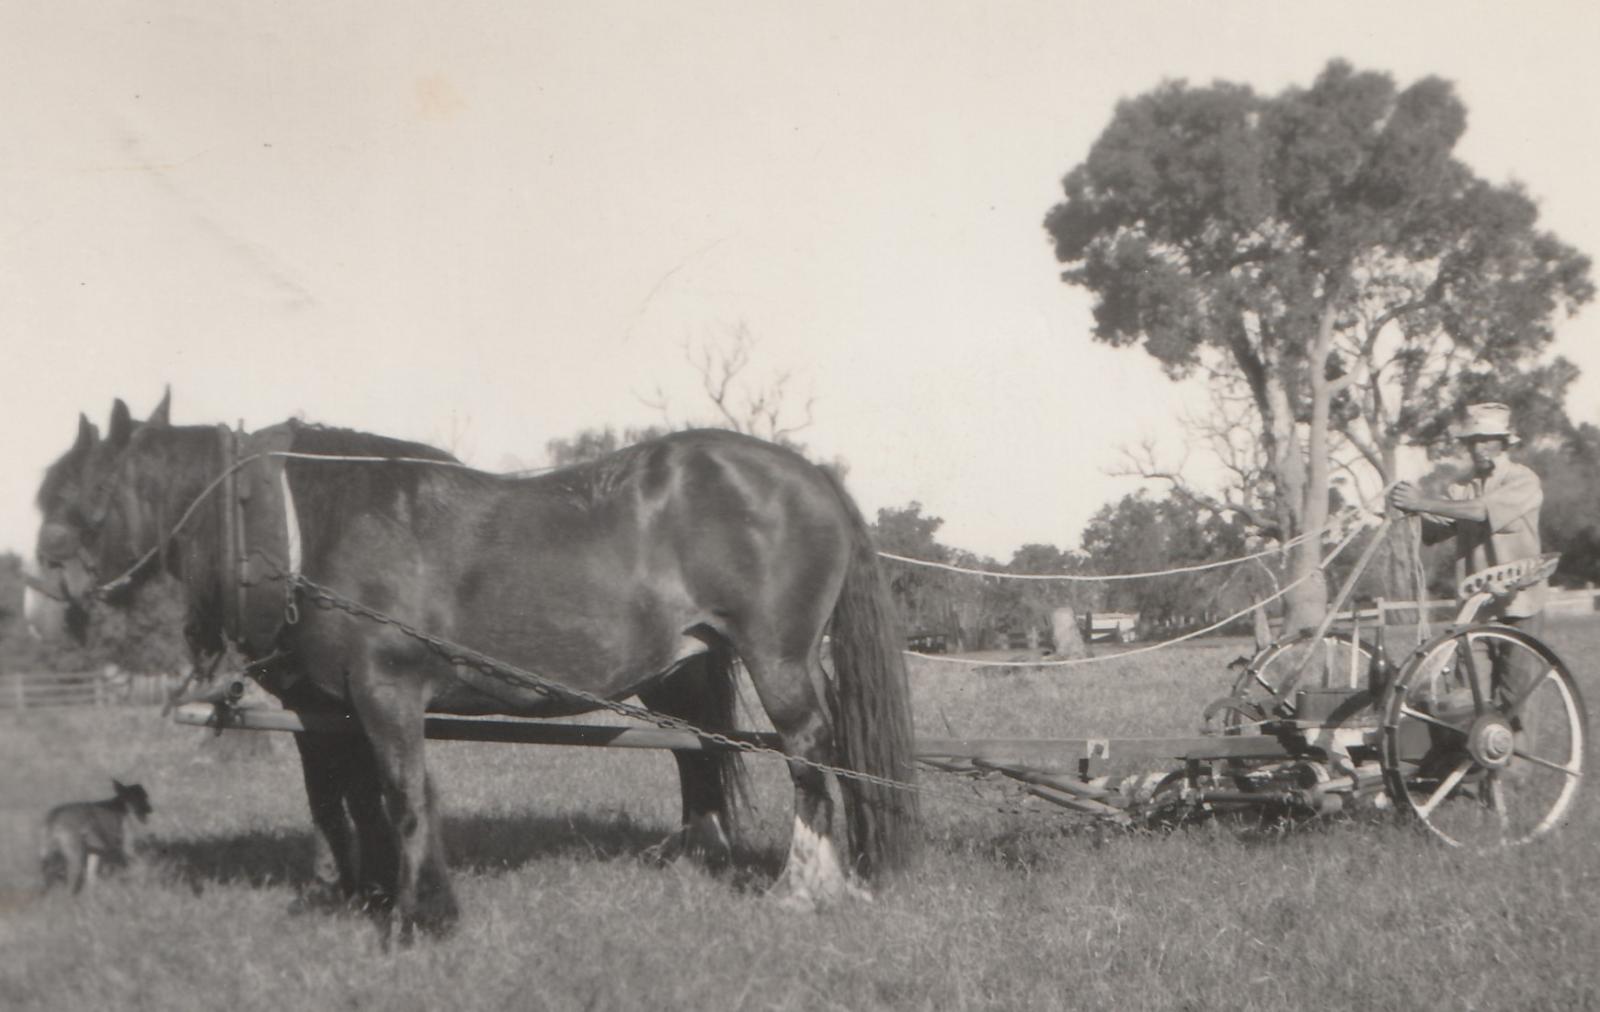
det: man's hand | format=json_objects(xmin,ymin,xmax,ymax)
[{"xmin": 1389, "ymin": 481, "xmax": 1426, "ymax": 514}]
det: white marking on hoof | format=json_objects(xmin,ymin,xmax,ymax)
[
  {"xmin": 771, "ymin": 816, "xmax": 873, "ymax": 912},
  {"xmin": 683, "ymin": 812, "xmax": 732, "ymax": 866}
]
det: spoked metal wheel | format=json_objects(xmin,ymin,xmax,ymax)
[
  {"xmin": 1221, "ymin": 631, "xmax": 1372, "ymax": 726},
  {"xmin": 1380, "ymin": 624, "xmax": 1588, "ymax": 847}
]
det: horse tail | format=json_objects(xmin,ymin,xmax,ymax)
[
  {"xmin": 823, "ymin": 469, "xmax": 921, "ymax": 879},
  {"xmin": 702, "ymin": 644, "xmax": 751, "ymax": 834}
]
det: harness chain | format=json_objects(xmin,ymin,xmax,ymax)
[
  {"xmin": 89, "ymin": 446, "xmax": 1391, "ymax": 823},
  {"xmin": 287, "ymin": 570, "xmax": 928, "ymax": 797},
  {"xmin": 87, "ymin": 447, "xmax": 1070, "ymax": 817},
  {"xmin": 280, "ymin": 569, "xmax": 1158, "ymax": 822}
]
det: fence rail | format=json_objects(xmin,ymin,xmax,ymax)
[{"xmin": 0, "ymin": 671, "xmax": 178, "ymax": 711}]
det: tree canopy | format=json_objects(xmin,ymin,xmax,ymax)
[{"xmin": 1045, "ymin": 59, "xmax": 1593, "ymax": 629}]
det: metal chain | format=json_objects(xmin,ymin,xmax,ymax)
[
  {"xmin": 289, "ymin": 571, "xmax": 941, "ymax": 800},
  {"xmin": 96, "ymin": 443, "xmax": 1193, "ymax": 827},
  {"xmin": 288, "ymin": 571, "xmax": 1098, "ymax": 821}
]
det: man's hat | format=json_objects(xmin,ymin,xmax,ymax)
[{"xmin": 1454, "ymin": 402, "xmax": 1520, "ymax": 445}]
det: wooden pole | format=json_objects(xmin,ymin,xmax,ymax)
[{"xmin": 171, "ymin": 704, "xmax": 1296, "ymax": 765}]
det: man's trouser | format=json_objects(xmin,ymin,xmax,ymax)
[{"xmin": 1493, "ymin": 611, "xmax": 1546, "ymax": 710}]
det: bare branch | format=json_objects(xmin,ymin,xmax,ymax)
[{"xmin": 1112, "ymin": 443, "xmax": 1283, "ymax": 539}]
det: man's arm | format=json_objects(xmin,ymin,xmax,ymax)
[{"xmin": 1389, "ymin": 481, "xmax": 1485, "ymax": 545}]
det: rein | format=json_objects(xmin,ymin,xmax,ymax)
[
  {"xmin": 21, "ymin": 569, "xmax": 70, "ymax": 603},
  {"xmin": 91, "ymin": 444, "xmax": 475, "ymax": 603}
]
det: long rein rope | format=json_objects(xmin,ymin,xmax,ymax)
[
  {"xmin": 96, "ymin": 449, "xmax": 1393, "ymax": 670},
  {"xmin": 95, "ymin": 449, "xmax": 1399, "ymax": 814},
  {"xmin": 92, "ymin": 449, "xmax": 486, "ymax": 600},
  {"xmin": 95, "ymin": 449, "xmax": 955, "ymax": 804},
  {"xmin": 915, "ymin": 517, "xmax": 1371, "ymax": 669}
]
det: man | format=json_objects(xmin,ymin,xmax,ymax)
[{"xmin": 1388, "ymin": 401, "xmax": 1546, "ymax": 705}]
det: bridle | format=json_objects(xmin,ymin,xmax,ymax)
[
  {"xmin": 75, "ymin": 423, "xmax": 463, "ymax": 638},
  {"xmin": 21, "ymin": 567, "xmax": 71, "ymax": 604}
]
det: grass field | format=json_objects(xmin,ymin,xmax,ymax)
[{"xmin": 2, "ymin": 620, "xmax": 1597, "ymax": 1011}]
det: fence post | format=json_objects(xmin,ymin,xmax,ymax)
[
  {"xmin": 14, "ymin": 674, "xmax": 25, "ymax": 711},
  {"xmin": 1374, "ymin": 597, "xmax": 1386, "ymax": 628}
]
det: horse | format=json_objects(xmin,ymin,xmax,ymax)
[
  {"xmin": 30, "ymin": 394, "xmax": 920, "ymax": 937},
  {"xmin": 25, "ymin": 398, "xmax": 153, "ymax": 641}
]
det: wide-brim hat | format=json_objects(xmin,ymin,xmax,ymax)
[{"xmin": 1454, "ymin": 402, "xmax": 1520, "ymax": 445}]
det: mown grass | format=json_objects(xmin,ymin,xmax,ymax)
[{"xmin": 1, "ymin": 621, "xmax": 1597, "ymax": 1011}]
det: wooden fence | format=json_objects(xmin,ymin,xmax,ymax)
[{"xmin": 0, "ymin": 671, "xmax": 178, "ymax": 711}]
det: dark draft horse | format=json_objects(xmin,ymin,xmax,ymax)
[{"xmin": 28, "ymin": 394, "xmax": 919, "ymax": 937}]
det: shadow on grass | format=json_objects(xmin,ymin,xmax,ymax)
[
  {"xmin": 139, "ymin": 810, "xmax": 789, "ymax": 895},
  {"xmin": 142, "ymin": 829, "xmax": 316, "ymax": 892}
]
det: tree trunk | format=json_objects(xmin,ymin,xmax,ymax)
[
  {"xmin": 1266, "ymin": 374, "xmax": 1328, "ymax": 634},
  {"xmin": 1230, "ymin": 311, "xmax": 1334, "ymax": 636},
  {"xmin": 1052, "ymin": 607, "xmax": 1090, "ymax": 660},
  {"xmin": 1374, "ymin": 442, "xmax": 1418, "ymax": 604}
]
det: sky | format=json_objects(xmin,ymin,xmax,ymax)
[{"xmin": 3, "ymin": 0, "xmax": 1597, "ymax": 562}]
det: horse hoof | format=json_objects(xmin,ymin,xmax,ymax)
[
  {"xmin": 643, "ymin": 827, "xmax": 733, "ymax": 871},
  {"xmin": 286, "ymin": 884, "xmax": 349, "ymax": 917},
  {"xmin": 407, "ymin": 894, "xmax": 460, "ymax": 939}
]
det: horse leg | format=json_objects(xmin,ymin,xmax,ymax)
[
  {"xmin": 349, "ymin": 671, "xmax": 456, "ymax": 941},
  {"xmin": 638, "ymin": 650, "xmax": 743, "ymax": 869},
  {"xmin": 741, "ymin": 652, "xmax": 867, "ymax": 911},
  {"xmin": 344, "ymin": 745, "xmax": 400, "ymax": 911},
  {"xmin": 289, "ymin": 731, "xmax": 360, "ymax": 911}
]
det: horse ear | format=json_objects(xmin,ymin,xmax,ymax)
[
  {"xmin": 149, "ymin": 387, "xmax": 172, "ymax": 428},
  {"xmin": 108, "ymin": 399, "xmax": 134, "ymax": 446},
  {"xmin": 74, "ymin": 413, "xmax": 99, "ymax": 454}
]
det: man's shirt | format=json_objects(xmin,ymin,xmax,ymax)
[{"xmin": 1424, "ymin": 459, "xmax": 1546, "ymax": 618}]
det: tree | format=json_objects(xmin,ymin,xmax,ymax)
[
  {"xmin": 992, "ymin": 543, "xmax": 1092, "ymax": 644},
  {"xmin": 871, "ymin": 503, "xmax": 953, "ymax": 637},
  {"xmin": 549, "ymin": 325, "xmax": 835, "ymax": 473},
  {"xmin": 545, "ymin": 424, "xmax": 670, "ymax": 467},
  {"xmin": 642, "ymin": 323, "xmax": 817, "ymax": 449},
  {"xmin": 1524, "ymin": 423, "xmax": 1600, "ymax": 588},
  {"xmin": 1079, "ymin": 491, "xmax": 1254, "ymax": 630},
  {"xmin": 1045, "ymin": 60, "xmax": 1593, "ymax": 632}
]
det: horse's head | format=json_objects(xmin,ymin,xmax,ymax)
[{"xmin": 27, "ymin": 392, "xmax": 172, "ymax": 641}]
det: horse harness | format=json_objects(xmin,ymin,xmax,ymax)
[{"xmin": 215, "ymin": 422, "xmax": 303, "ymax": 657}]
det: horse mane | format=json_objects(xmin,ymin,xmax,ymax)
[
  {"xmin": 286, "ymin": 421, "xmax": 463, "ymax": 466},
  {"xmin": 284, "ymin": 421, "xmax": 499, "ymax": 560},
  {"xmin": 115, "ymin": 425, "xmax": 236, "ymax": 656},
  {"xmin": 522, "ymin": 439, "xmax": 658, "ymax": 510},
  {"xmin": 36, "ymin": 442, "xmax": 86, "ymax": 513}
]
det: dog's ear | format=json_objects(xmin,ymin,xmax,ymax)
[{"xmin": 112, "ymin": 778, "xmax": 126, "ymax": 792}]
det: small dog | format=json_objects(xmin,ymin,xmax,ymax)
[{"xmin": 40, "ymin": 780, "xmax": 153, "ymax": 894}]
